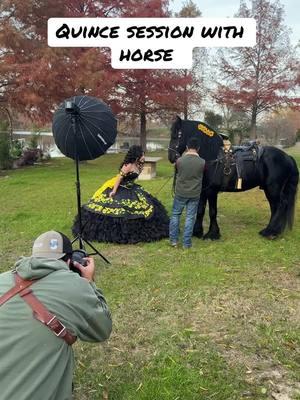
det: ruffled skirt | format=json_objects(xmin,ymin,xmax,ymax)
[{"xmin": 72, "ymin": 176, "xmax": 169, "ymax": 244}]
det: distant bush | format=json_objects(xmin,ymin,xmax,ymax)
[
  {"xmin": 0, "ymin": 121, "xmax": 48, "ymax": 169},
  {"xmin": 10, "ymin": 139, "xmax": 24, "ymax": 159},
  {"xmin": 15, "ymin": 148, "xmax": 43, "ymax": 167},
  {"xmin": 29, "ymin": 132, "xmax": 40, "ymax": 149}
]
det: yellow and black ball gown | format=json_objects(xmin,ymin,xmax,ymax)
[{"xmin": 72, "ymin": 171, "xmax": 169, "ymax": 243}]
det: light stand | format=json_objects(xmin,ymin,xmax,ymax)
[{"xmin": 66, "ymin": 101, "xmax": 110, "ymax": 264}]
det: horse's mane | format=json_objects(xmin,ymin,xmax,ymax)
[{"xmin": 181, "ymin": 119, "xmax": 223, "ymax": 161}]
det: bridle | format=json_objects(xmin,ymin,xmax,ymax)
[
  {"xmin": 168, "ymin": 127, "xmax": 184, "ymax": 161},
  {"xmin": 167, "ymin": 146, "xmax": 180, "ymax": 159}
]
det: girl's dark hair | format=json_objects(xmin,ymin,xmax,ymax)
[{"xmin": 120, "ymin": 145, "xmax": 144, "ymax": 168}]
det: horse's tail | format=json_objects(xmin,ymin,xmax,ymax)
[{"xmin": 281, "ymin": 156, "xmax": 299, "ymax": 230}]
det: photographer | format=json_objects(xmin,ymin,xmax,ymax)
[{"xmin": 0, "ymin": 230, "xmax": 112, "ymax": 400}]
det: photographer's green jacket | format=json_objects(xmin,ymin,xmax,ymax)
[{"xmin": 0, "ymin": 257, "xmax": 112, "ymax": 400}]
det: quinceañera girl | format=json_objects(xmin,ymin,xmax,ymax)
[{"xmin": 72, "ymin": 145, "xmax": 169, "ymax": 243}]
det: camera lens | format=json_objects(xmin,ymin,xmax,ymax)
[{"xmin": 71, "ymin": 250, "xmax": 88, "ymax": 267}]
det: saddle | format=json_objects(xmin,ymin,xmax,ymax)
[{"xmin": 220, "ymin": 141, "xmax": 262, "ymax": 189}]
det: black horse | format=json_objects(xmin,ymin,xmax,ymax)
[{"xmin": 168, "ymin": 116, "xmax": 299, "ymax": 240}]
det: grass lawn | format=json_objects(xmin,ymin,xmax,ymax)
[{"xmin": 0, "ymin": 148, "xmax": 299, "ymax": 400}]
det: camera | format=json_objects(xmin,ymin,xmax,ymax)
[{"xmin": 69, "ymin": 249, "xmax": 88, "ymax": 275}]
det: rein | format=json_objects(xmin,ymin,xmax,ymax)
[
  {"xmin": 167, "ymin": 146, "xmax": 180, "ymax": 159},
  {"xmin": 153, "ymin": 174, "xmax": 174, "ymax": 196}
]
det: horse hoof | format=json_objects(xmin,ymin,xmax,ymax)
[
  {"xmin": 266, "ymin": 234, "xmax": 278, "ymax": 240},
  {"xmin": 259, "ymin": 229, "xmax": 278, "ymax": 240},
  {"xmin": 259, "ymin": 228, "xmax": 267, "ymax": 236},
  {"xmin": 203, "ymin": 232, "xmax": 221, "ymax": 240},
  {"xmin": 193, "ymin": 230, "xmax": 203, "ymax": 238}
]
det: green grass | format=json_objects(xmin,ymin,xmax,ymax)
[{"xmin": 0, "ymin": 148, "xmax": 299, "ymax": 400}]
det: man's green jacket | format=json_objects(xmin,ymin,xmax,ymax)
[{"xmin": 0, "ymin": 257, "xmax": 112, "ymax": 400}]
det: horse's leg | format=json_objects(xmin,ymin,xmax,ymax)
[
  {"xmin": 193, "ymin": 191, "xmax": 206, "ymax": 238},
  {"xmin": 259, "ymin": 151, "xmax": 299, "ymax": 238},
  {"xmin": 260, "ymin": 184, "xmax": 282, "ymax": 239},
  {"xmin": 203, "ymin": 190, "xmax": 221, "ymax": 240}
]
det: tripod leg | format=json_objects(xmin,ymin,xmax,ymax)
[
  {"xmin": 71, "ymin": 236, "xmax": 110, "ymax": 264},
  {"xmin": 71, "ymin": 235, "xmax": 79, "ymax": 244},
  {"xmin": 83, "ymin": 238, "xmax": 111, "ymax": 264}
]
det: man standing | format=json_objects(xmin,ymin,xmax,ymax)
[
  {"xmin": 0, "ymin": 231, "xmax": 112, "ymax": 400},
  {"xmin": 169, "ymin": 137, "xmax": 205, "ymax": 249}
]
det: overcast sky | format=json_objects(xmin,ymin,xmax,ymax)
[{"xmin": 171, "ymin": 0, "xmax": 300, "ymax": 45}]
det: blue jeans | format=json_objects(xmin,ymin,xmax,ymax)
[{"xmin": 169, "ymin": 196, "xmax": 199, "ymax": 248}]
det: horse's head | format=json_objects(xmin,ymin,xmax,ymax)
[
  {"xmin": 169, "ymin": 117, "xmax": 224, "ymax": 163},
  {"xmin": 168, "ymin": 116, "xmax": 187, "ymax": 164}
]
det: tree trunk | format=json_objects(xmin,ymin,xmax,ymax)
[
  {"xmin": 183, "ymin": 70, "xmax": 188, "ymax": 119},
  {"xmin": 140, "ymin": 110, "xmax": 147, "ymax": 151},
  {"xmin": 183, "ymin": 90, "xmax": 188, "ymax": 120},
  {"xmin": 250, "ymin": 106, "xmax": 257, "ymax": 139},
  {"xmin": 1, "ymin": 107, "xmax": 13, "ymax": 143}
]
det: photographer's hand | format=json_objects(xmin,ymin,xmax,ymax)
[{"xmin": 73, "ymin": 257, "xmax": 95, "ymax": 282}]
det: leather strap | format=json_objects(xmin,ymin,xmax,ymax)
[
  {"xmin": 0, "ymin": 273, "xmax": 77, "ymax": 345},
  {"xmin": 0, "ymin": 275, "xmax": 34, "ymax": 306},
  {"xmin": 15, "ymin": 274, "xmax": 77, "ymax": 345}
]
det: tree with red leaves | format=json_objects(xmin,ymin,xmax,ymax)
[
  {"xmin": 214, "ymin": 0, "xmax": 299, "ymax": 138},
  {"xmin": 116, "ymin": 0, "xmax": 206, "ymax": 148},
  {"xmin": 117, "ymin": 69, "xmax": 192, "ymax": 149},
  {"xmin": 0, "ymin": 0, "xmax": 123, "ymax": 123},
  {"xmin": 0, "ymin": 0, "xmax": 204, "ymax": 147}
]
